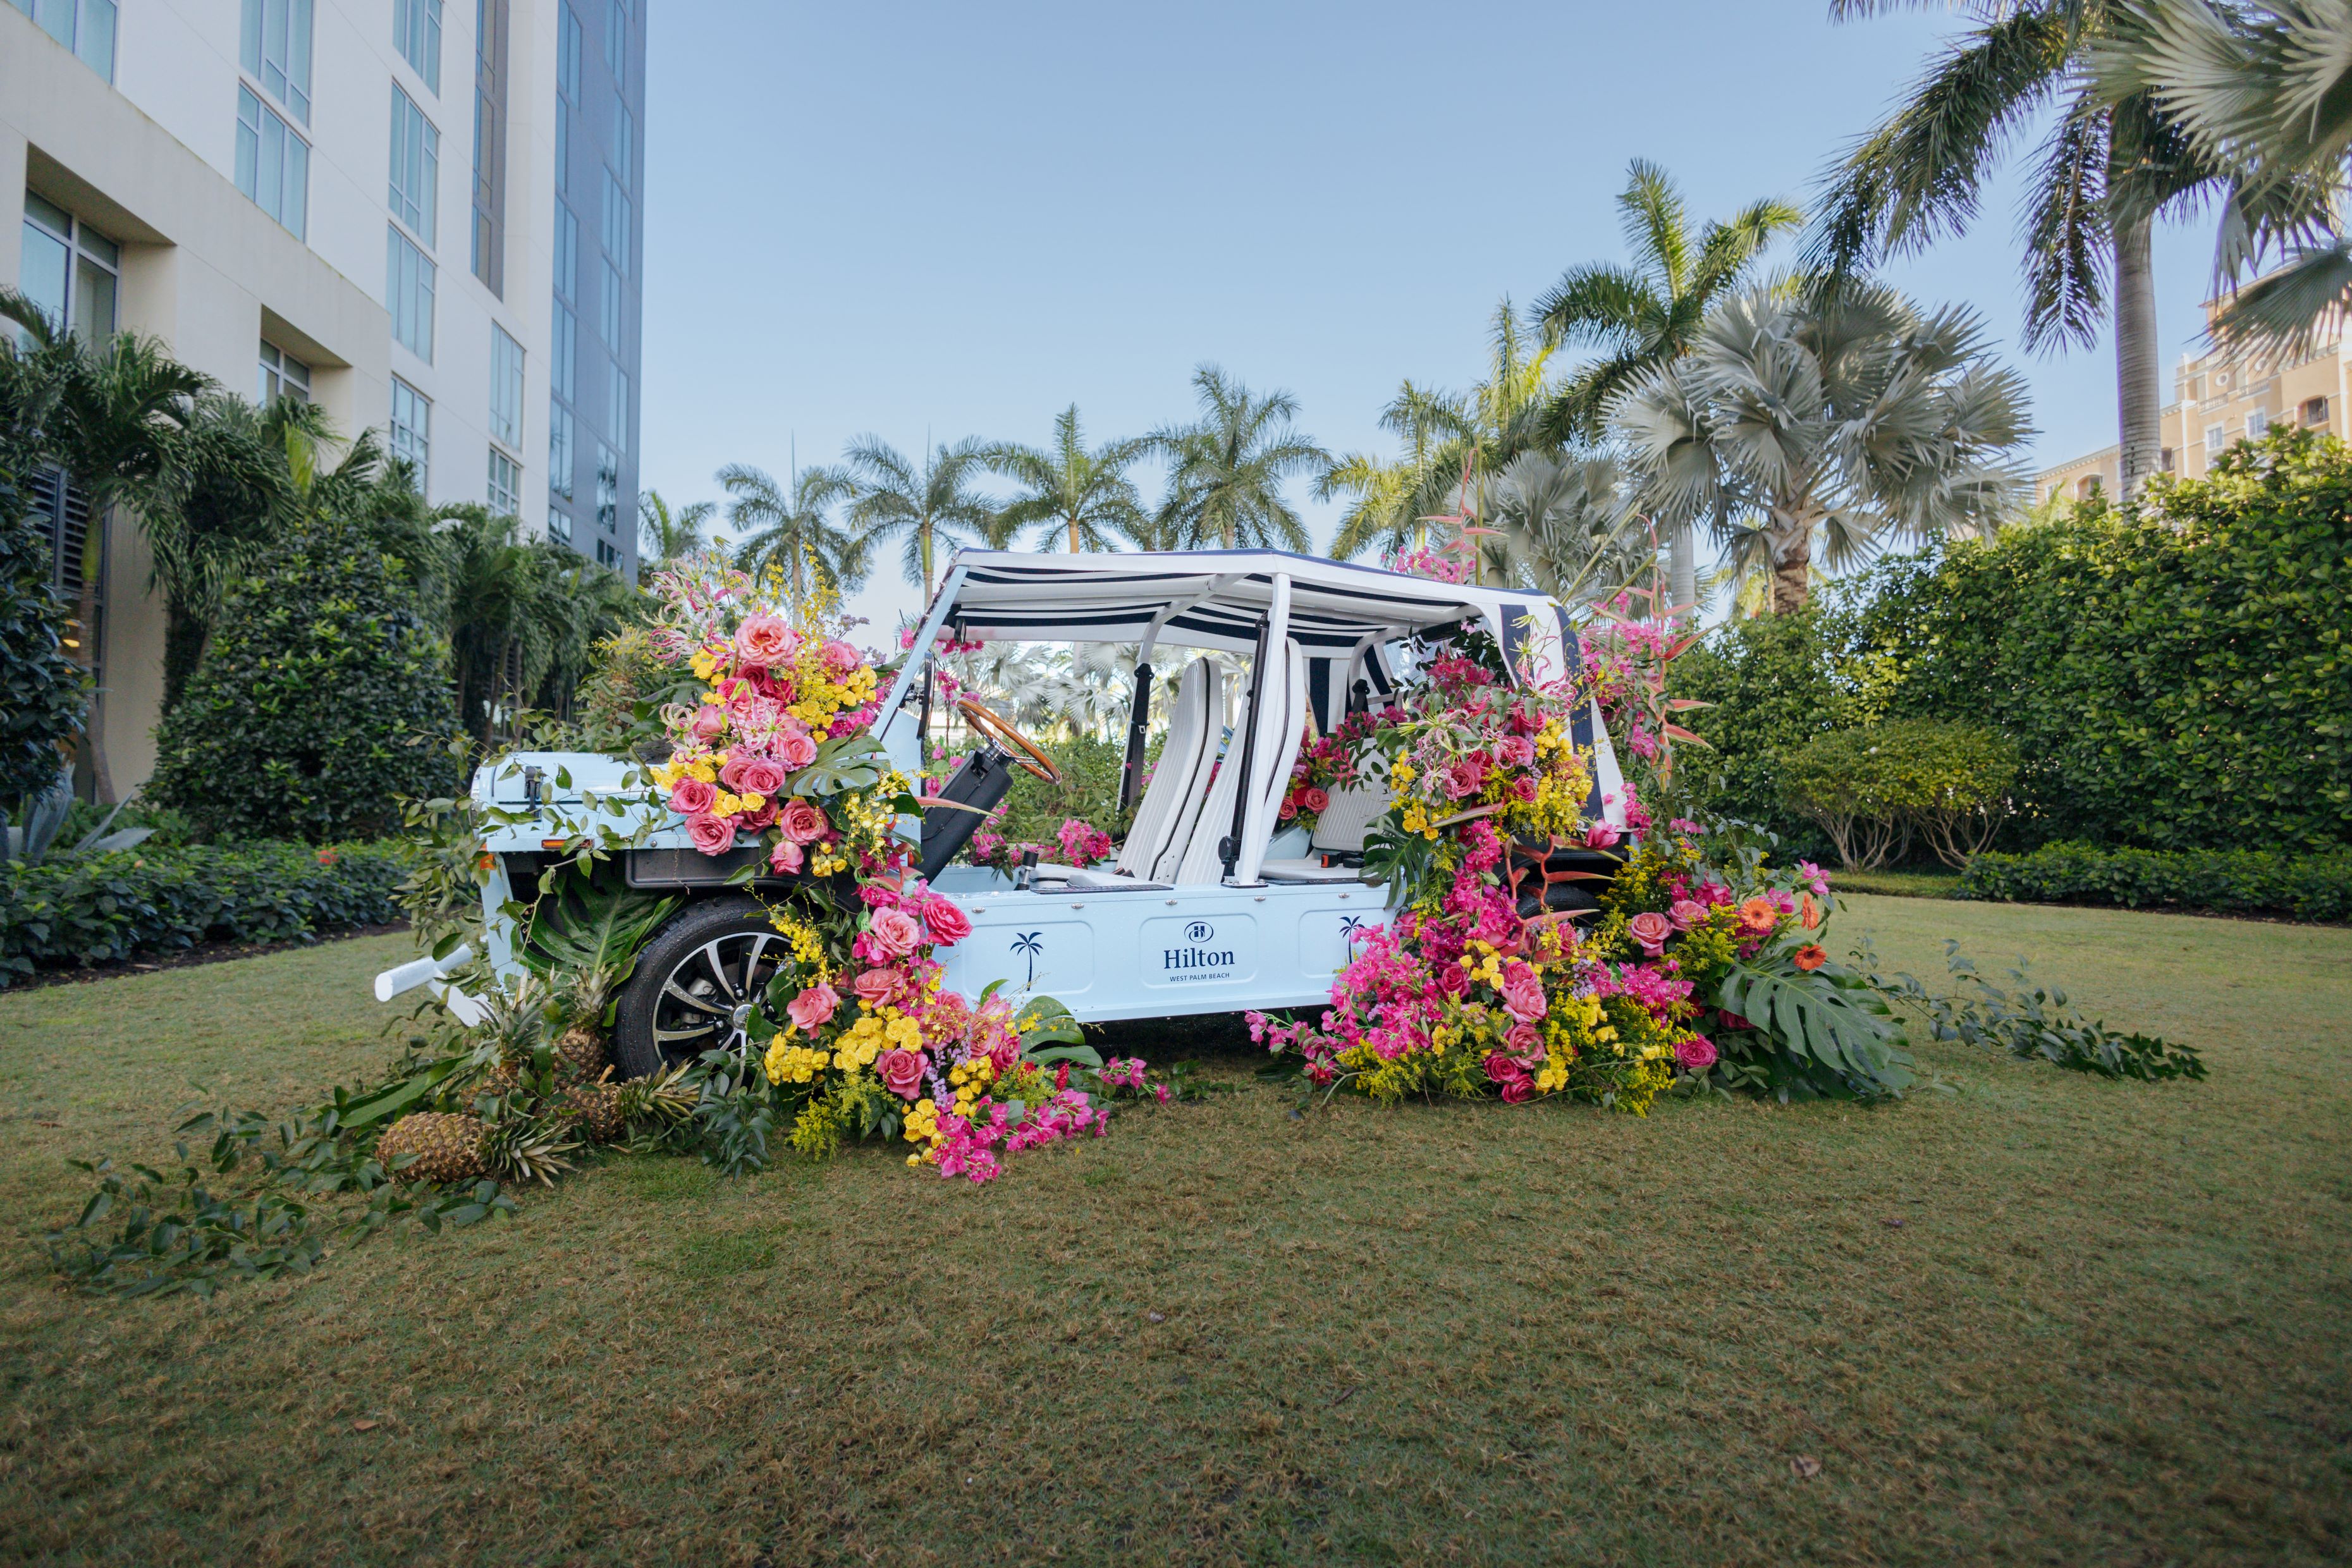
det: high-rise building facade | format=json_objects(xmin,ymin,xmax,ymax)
[{"xmin": 1, "ymin": 0, "xmax": 646, "ymax": 793}]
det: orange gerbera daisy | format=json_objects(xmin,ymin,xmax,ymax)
[{"xmin": 1792, "ymin": 944, "xmax": 1828, "ymax": 972}]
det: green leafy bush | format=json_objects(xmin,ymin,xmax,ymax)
[
  {"xmin": 150, "ymin": 521, "xmax": 458, "ymax": 842},
  {"xmin": 1780, "ymin": 719, "xmax": 2019, "ymax": 871},
  {"xmin": 1958, "ymin": 840, "xmax": 2351, "ymax": 922},
  {"xmin": 0, "ymin": 467, "xmax": 87, "ymax": 810},
  {"xmin": 0, "ymin": 840, "xmax": 411, "ymax": 986},
  {"xmin": 995, "ymin": 733, "xmax": 1140, "ymax": 844}
]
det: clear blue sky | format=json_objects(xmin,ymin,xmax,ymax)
[{"xmin": 639, "ymin": 0, "xmax": 2223, "ymax": 634}]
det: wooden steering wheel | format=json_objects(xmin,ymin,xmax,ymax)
[{"xmin": 956, "ymin": 697, "xmax": 1062, "ymax": 784}]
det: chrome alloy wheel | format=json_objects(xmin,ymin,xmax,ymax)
[{"xmin": 648, "ymin": 930, "xmax": 784, "ymax": 1067}]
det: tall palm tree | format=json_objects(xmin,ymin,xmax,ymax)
[
  {"xmin": 1478, "ymin": 451, "xmax": 1651, "ymax": 606},
  {"xmin": 716, "ymin": 462, "xmax": 859, "ymax": 595},
  {"xmin": 1614, "ymin": 281, "xmax": 2035, "ymax": 613},
  {"xmin": 1152, "ymin": 365, "xmax": 1330, "ymax": 553},
  {"xmin": 2094, "ymin": 1, "xmax": 2352, "ymax": 358},
  {"xmin": 637, "ymin": 489, "xmax": 716, "ymax": 564},
  {"xmin": 149, "ymin": 392, "xmax": 305, "ymax": 710},
  {"xmin": 843, "ymin": 436, "xmax": 995, "ymax": 601},
  {"xmin": 1810, "ymin": 1, "xmax": 2235, "ymax": 499},
  {"xmin": 1535, "ymin": 161, "xmax": 1799, "ymax": 608},
  {"xmin": 981, "ymin": 405, "xmax": 1151, "ymax": 554}
]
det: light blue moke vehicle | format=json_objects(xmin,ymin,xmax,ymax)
[{"xmin": 377, "ymin": 550, "xmax": 1629, "ymax": 1075}]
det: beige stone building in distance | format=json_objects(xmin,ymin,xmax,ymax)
[{"xmin": 2033, "ymin": 295, "xmax": 2343, "ymax": 503}]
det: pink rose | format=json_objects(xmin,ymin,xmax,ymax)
[
  {"xmin": 775, "ymin": 731, "xmax": 818, "ymax": 770},
  {"xmin": 868, "ymin": 906, "xmax": 922, "ymax": 959},
  {"xmin": 1483, "ymin": 1053, "xmax": 1531, "ymax": 1102},
  {"xmin": 733, "ymin": 614, "xmax": 795, "ymax": 670},
  {"xmin": 1499, "ymin": 1077, "xmax": 1532, "ymax": 1104},
  {"xmin": 1718, "ymin": 1008, "xmax": 1754, "ymax": 1032},
  {"xmin": 785, "ymin": 983, "xmax": 840, "ymax": 1035},
  {"xmin": 738, "ymin": 797, "xmax": 779, "ymax": 831},
  {"xmin": 1278, "ymin": 797, "xmax": 1298, "ymax": 821},
  {"xmin": 1668, "ymin": 899, "xmax": 1708, "ymax": 932},
  {"xmin": 779, "ymin": 799, "xmax": 829, "ymax": 845},
  {"xmin": 689, "ymin": 706, "xmax": 728, "ymax": 742},
  {"xmin": 853, "ymin": 967, "xmax": 903, "ymax": 1008},
  {"xmin": 922, "ymin": 895, "xmax": 972, "ymax": 945},
  {"xmin": 1436, "ymin": 964, "xmax": 1471, "ymax": 998},
  {"xmin": 1505, "ymin": 1021, "xmax": 1545, "ymax": 1063},
  {"xmin": 1500, "ymin": 964, "xmax": 1548, "ymax": 1023},
  {"xmin": 1675, "ymin": 1034, "xmax": 1718, "ymax": 1071},
  {"xmin": 768, "ymin": 839, "xmax": 805, "ymax": 874},
  {"xmin": 720, "ymin": 754, "xmax": 786, "ymax": 797},
  {"xmin": 1584, "ymin": 821, "xmax": 1621, "ymax": 850},
  {"xmin": 669, "ymin": 776, "xmax": 717, "ymax": 816},
  {"xmin": 1627, "ymin": 910, "xmax": 1674, "ymax": 958},
  {"xmin": 1301, "ymin": 787, "xmax": 1330, "ymax": 814},
  {"xmin": 685, "ymin": 812, "xmax": 735, "ymax": 856},
  {"xmin": 876, "ymin": 1046, "xmax": 927, "ymax": 1099},
  {"xmin": 821, "ymin": 639, "xmax": 861, "ymax": 676},
  {"xmin": 1510, "ymin": 775, "xmax": 1538, "ymax": 804},
  {"xmin": 1497, "ymin": 735, "xmax": 1536, "ymax": 768}
]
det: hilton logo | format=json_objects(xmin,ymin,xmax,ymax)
[{"xmin": 1164, "ymin": 919, "xmax": 1234, "ymax": 974}]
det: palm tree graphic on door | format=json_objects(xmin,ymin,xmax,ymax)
[
  {"xmin": 1339, "ymin": 915, "xmax": 1371, "ymax": 961},
  {"xmin": 1012, "ymin": 932, "xmax": 1044, "ymax": 987}
]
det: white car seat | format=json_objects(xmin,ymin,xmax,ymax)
[{"xmin": 1113, "ymin": 657, "xmax": 1223, "ymax": 883}]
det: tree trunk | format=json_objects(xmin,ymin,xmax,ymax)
[
  {"xmin": 1069, "ymin": 515, "xmax": 1082, "ymax": 554},
  {"xmin": 161, "ymin": 597, "xmax": 208, "ymax": 715},
  {"xmin": 2114, "ymin": 213, "xmax": 2163, "ymax": 497},
  {"xmin": 920, "ymin": 522, "xmax": 933, "ymax": 601},
  {"xmin": 1669, "ymin": 520, "xmax": 1696, "ymax": 619},
  {"xmin": 1769, "ymin": 514, "xmax": 1811, "ymax": 615}
]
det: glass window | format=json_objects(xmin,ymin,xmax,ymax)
[
  {"xmin": 606, "ymin": 365, "xmax": 629, "ymax": 452},
  {"xmin": 554, "ymin": 104, "xmax": 570, "ymax": 195},
  {"xmin": 489, "ymin": 323, "xmax": 524, "ymax": 450},
  {"xmin": 389, "ymin": 377, "xmax": 431, "ymax": 494},
  {"xmin": 548, "ymin": 401, "xmax": 574, "ymax": 501},
  {"xmin": 2204, "ymin": 424, "xmax": 2227, "ymax": 453},
  {"xmin": 386, "ymin": 225, "xmax": 436, "ymax": 361},
  {"xmin": 602, "ymin": 171, "xmax": 630, "ymax": 276},
  {"xmin": 609, "ymin": 102, "xmax": 633, "ymax": 190},
  {"xmin": 19, "ymin": 197, "xmax": 121, "ymax": 349},
  {"xmin": 551, "ymin": 303, "xmax": 575, "ymax": 400},
  {"xmin": 595, "ymin": 441, "xmax": 619, "ymax": 532},
  {"xmin": 18, "ymin": 203, "xmax": 71, "ymax": 343},
  {"xmin": 596, "ymin": 537, "xmax": 619, "ymax": 569},
  {"xmin": 558, "ymin": 4, "xmax": 580, "ymax": 100},
  {"xmin": 2303, "ymin": 396, "xmax": 2331, "ymax": 427},
  {"xmin": 548, "ymin": 505, "xmax": 573, "ymax": 546},
  {"xmin": 2246, "ymin": 408, "xmax": 2269, "ymax": 440},
  {"xmin": 389, "ymin": 87, "xmax": 440, "ymax": 248},
  {"xmin": 19, "ymin": 0, "xmax": 116, "ymax": 79},
  {"xmin": 236, "ymin": 85, "xmax": 311, "ymax": 239},
  {"xmin": 2159, "ymin": 447, "xmax": 2174, "ymax": 474},
  {"xmin": 258, "ymin": 339, "xmax": 312, "ymax": 405},
  {"xmin": 599, "ymin": 257, "xmax": 622, "ymax": 346},
  {"xmin": 553, "ymin": 204, "xmax": 577, "ymax": 300},
  {"xmin": 604, "ymin": 0, "xmax": 625, "ymax": 77},
  {"xmin": 239, "ymin": 0, "xmax": 313, "ymax": 124},
  {"xmin": 487, "ymin": 448, "xmax": 520, "ymax": 516},
  {"xmin": 394, "ymin": 0, "xmax": 441, "ymax": 92},
  {"xmin": 469, "ymin": 0, "xmax": 508, "ymax": 295}
]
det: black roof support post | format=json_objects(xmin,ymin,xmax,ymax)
[{"xmin": 1117, "ymin": 662, "xmax": 1153, "ymax": 818}]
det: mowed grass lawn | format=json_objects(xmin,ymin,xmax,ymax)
[{"xmin": 1, "ymin": 896, "xmax": 2348, "ymax": 1567}]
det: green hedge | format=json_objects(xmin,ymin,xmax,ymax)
[
  {"xmin": 0, "ymin": 842, "xmax": 412, "ymax": 986},
  {"xmin": 1958, "ymin": 842, "xmax": 2352, "ymax": 922}
]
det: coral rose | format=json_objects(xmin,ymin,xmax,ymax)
[
  {"xmin": 1500, "ymin": 964, "xmax": 1548, "ymax": 1023},
  {"xmin": 684, "ymin": 812, "xmax": 735, "ymax": 856},
  {"xmin": 1792, "ymin": 944, "xmax": 1828, "ymax": 972},
  {"xmin": 768, "ymin": 839, "xmax": 805, "ymax": 874},
  {"xmin": 921, "ymin": 895, "xmax": 972, "ymax": 945},
  {"xmin": 779, "ymin": 799, "xmax": 829, "ymax": 845},
  {"xmin": 689, "ymin": 705, "xmax": 728, "ymax": 742},
  {"xmin": 852, "ymin": 967, "xmax": 903, "ymax": 1008},
  {"xmin": 733, "ymin": 613, "xmax": 795, "ymax": 670},
  {"xmin": 1278, "ymin": 796, "xmax": 1298, "ymax": 821},
  {"xmin": 775, "ymin": 730, "xmax": 819, "ymax": 771},
  {"xmin": 785, "ymin": 982, "xmax": 839, "ymax": 1035},
  {"xmin": 868, "ymin": 906, "xmax": 922, "ymax": 959},
  {"xmin": 668, "ymin": 776, "xmax": 717, "ymax": 816},
  {"xmin": 1301, "ymin": 787, "xmax": 1330, "ymax": 814},
  {"xmin": 720, "ymin": 754, "xmax": 787, "ymax": 797},
  {"xmin": 1505, "ymin": 1021, "xmax": 1545, "ymax": 1063},
  {"xmin": 821, "ymin": 639, "xmax": 861, "ymax": 676},
  {"xmin": 1667, "ymin": 898, "xmax": 1708, "ymax": 933},
  {"xmin": 1675, "ymin": 1034, "xmax": 1718, "ymax": 1071},
  {"xmin": 1627, "ymin": 910, "xmax": 1674, "ymax": 958},
  {"xmin": 876, "ymin": 1046, "xmax": 927, "ymax": 1099}
]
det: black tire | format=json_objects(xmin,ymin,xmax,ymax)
[{"xmin": 613, "ymin": 896, "xmax": 788, "ymax": 1079}]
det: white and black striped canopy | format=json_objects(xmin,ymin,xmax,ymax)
[{"xmin": 933, "ymin": 548, "xmax": 1563, "ymax": 659}]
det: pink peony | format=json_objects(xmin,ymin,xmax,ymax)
[
  {"xmin": 689, "ymin": 705, "xmax": 728, "ymax": 742},
  {"xmin": 669, "ymin": 776, "xmax": 717, "ymax": 816},
  {"xmin": 684, "ymin": 812, "xmax": 735, "ymax": 855},
  {"xmin": 720, "ymin": 754, "xmax": 787, "ymax": 797},
  {"xmin": 733, "ymin": 614, "xmax": 795, "ymax": 670},
  {"xmin": 785, "ymin": 982, "xmax": 840, "ymax": 1034},
  {"xmin": 775, "ymin": 730, "xmax": 819, "ymax": 771},
  {"xmin": 1500, "ymin": 964, "xmax": 1548, "ymax": 1023},
  {"xmin": 1667, "ymin": 898, "xmax": 1708, "ymax": 932},
  {"xmin": 1627, "ymin": 910, "xmax": 1674, "ymax": 958},
  {"xmin": 779, "ymin": 799, "xmax": 829, "ymax": 845},
  {"xmin": 1584, "ymin": 821, "xmax": 1621, "ymax": 850},
  {"xmin": 876, "ymin": 1046, "xmax": 926, "ymax": 1099},
  {"xmin": 1675, "ymin": 1034, "xmax": 1718, "ymax": 1071},
  {"xmin": 821, "ymin": 639, "xmax": 861, "ymax": 676},
  {"xmin": 868, "ymin": 906, "xmax": 922, "ymax": 959},
  {"xmin": 922, "ymin": 895, "xmax": 972, "ymax": 945},
  {"xmin": 1301, "ymin": 787, "xmax": 1330, "ymax": 814},
  {"xmin": 768, "ymin": 839, "xmax": 805, "ymax": 874}
]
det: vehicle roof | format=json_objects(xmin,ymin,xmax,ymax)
[{"xmin": 933, "ymin": 548, "xmax": 1563, "ymax": 656}]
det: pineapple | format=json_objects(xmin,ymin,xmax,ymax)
[
  {"xmin": 553, "ymin": 1026, "xmax": 608, "ymax": 1086},
  {"xmin": 377, "ymin": 1112, "xmax": 489, "ymax": 1184},
  {"xmin": 558, "ymin": 1078, "xmax": 626, "ymax": 1144},
  {"xmin": 551, "ymin": 968, "xmax": 616, "ymax": 1085},
  {"xmin": 482, "ymin": 1117, "xmax": 580, "ymax": 1187}
]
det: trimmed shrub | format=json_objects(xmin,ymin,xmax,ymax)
[
  {"xmin": 1959, "ymin": 841, "xmax": 2352, "ymax": 922},
  {"xmin": 1778, "ymin": 719, "xmax": 2017, "ymax": 871},
  {"xmin": 150, "ymin": 521, "xmax": 458, "ymax": 842},
  {"xmin": 0, "ymin": 467, "xmax": 87, "ymax": 809},
  {"xmin": 0, "ymin": 840, "xmax": 412, "ymax": 985}
]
